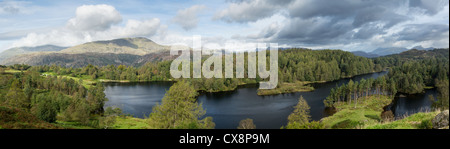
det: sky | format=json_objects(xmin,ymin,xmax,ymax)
[{"xmin": 0, "ymin": 0, "xmax": 448, "ymax": 53}]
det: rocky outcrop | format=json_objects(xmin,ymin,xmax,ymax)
[{"xmin": 432, "ymin": 110, "xmax": 449, "ymax": 129}]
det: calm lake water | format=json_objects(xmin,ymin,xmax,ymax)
[
  {"xmin": 390, "ymin": 89, "xmax": 437, "ymax": 119},
  {"xmin": 104, "ymin": 71, "xmax": 437, "ymax": 129}
]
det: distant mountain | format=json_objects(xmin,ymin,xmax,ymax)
[
  {"xmin": 0, "ymin": 45, "xmax": 66, "ymax": 64},
  {"xmin": 369, "ymin": 47, "xmax": 409, "ymax": 56},
  {"xmin": 411, "ymin": 45, "xmax": 435, "ymax": 51},
  {"xmin": 351, "ymin": 51, "xmax": 380, "ymax": 58},
  {"xmin": 59, "ymin": 37, "xmax": 170, "ymax": 55},
  {"xmin": 1, "ymin": 37, "xmax": 178, "ymax": 67},
  {"xmin": 393, "ymin": 48, "xmax": 449, "ymax": 60}
]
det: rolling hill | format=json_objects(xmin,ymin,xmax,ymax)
[
  {"xmin": 0, "ymin": 45, "xmax": 66, "ymax": 64},
  {"xmin": 59, "ymin": 37, "xmax": 170, "ymax": 55},
  {"xmin": 0, "ymin": 37, "xmax": 177, "ymax": 67}
]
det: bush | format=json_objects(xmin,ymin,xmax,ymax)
[
  {"xmin": 34, "ymin": 95, "xmax": 58, "ymax": 123},
  {"xmin": 419, "ymin": 119, "xmax": 433, "ymax": 129},
  {"xmin": 299, "ymin": 121, "xmax": 325, "ymax": 129},
  {"xmin": 381, "ymin": 110, "xmax": 394, "ymax": 122},
  {"xmin": 237, "ymin": 118, "xmax": 256, "ymax": 129}
]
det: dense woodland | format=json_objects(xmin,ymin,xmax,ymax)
[
  {"xmin": 324, "ymin": 48, "xmax": 449, "ymax": 110},
  {"xmin": 0, "ymin": 69, "xmax": 110, "ymax": 128},
  {"xmin": 22, "ymin": 48, "xmax": 382, "ymax": 93},
  {"xmin": 278, "ymin": 49, "xmax": 381, "ymax": 83},
  {"xmin": 323, "ymin": 77, "xmax": 398, "ymax": 108}
]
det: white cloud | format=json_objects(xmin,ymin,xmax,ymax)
[
  {"xmin": 11, "ymin": 4, "xmax": 163, "ymax": 48},
  {"xmin": 66, "ymin": 4, "xmax": 122, "ymax": 31},
  {"xmin": 172, "ymin": 5, "xmax": 206, "ymax": 30}
]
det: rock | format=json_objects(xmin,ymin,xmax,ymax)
[
  {"xmin": 398, "ymin": 94, "xmax": 407, "ymax": 98},
  {"xmin": 432, "ymin": 110, "xmax": 449, "ymax": 129}
]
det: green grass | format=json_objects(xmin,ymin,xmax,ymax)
[
  {"xmin": 320, "ymin": 95, "xmax": 392, "ymax": 129},
  {"xmin": 112, "ymin": 116, "xmax": 153, "ymax": 129},
  {"xmin": 42, "ymin": 72, "xmax": 96, "ymax": 89},
  {"xmin": 320, "ymin": 95, "xmax": 440, "ymax": 129},
  {"xmin": 366, "ymin": 111, "xmax": 439, "ymax": 129},
  {"xmin": 257, "ymin": 81, "xmax": 315, "ymax": 95},
  {"xmin": 424, "ymin": 86, "xmax": 435, "ymax": 89},
  {"xmin": 3, "ymin": 69, "xmax": 24, "ymax": 73},
  {"xmin": 54, "ymin": 121, "xmax": 95, "ymax": 129}
]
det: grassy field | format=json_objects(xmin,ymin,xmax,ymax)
[
  {"xmin": 366, "ymin": 111, "xmax": 439, "ymax": 129},
  {"xmin": 257, "ymin": 81, "xmax": 315, "ymax": 95},
  {"xmin": 42, "ymin": 72, "xmax": 97, "ymax": 88},
  {"xmin": 112, "ymin": 116, "xmax": 153, "ymax": 129},
  {"xmin": 4, "ymin": 69, "xmax": 24, "ymax": 73},
  {"xmin": 320, "ymin": 95, "xmax": 393, "ymax": 129},
  {"xmin": 320, "ymin": 95, "xmax": 440, "ymax": 129},
  {"xmin": 54, "ymin": 121, "xmax": 94, "ymax": 129}
]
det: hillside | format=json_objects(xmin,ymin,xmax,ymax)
[
  {"xmin": 2, "ymin": 51, "xmax": 175, "ymax": 67},
  {"xmin": 380, "ymin": 48, "xmax": 449, "ymax": 60},
  {"xmin": 0, "ymin": 106, "xmax": 61, "ymax": 129},
  {"xmin": 1, "ymin": 37, "xmax": 177, "ymax": 67},
  {"xmin": 0, "ymin": 45, "xmax": 66, "ymax": 64},
  {"xmin": 395, "ymin": 48, "xmax": 449, "ymax": 60},
  {"xmin": 59, "ymin": 37, "xmax": 170, "ymax": 55}
]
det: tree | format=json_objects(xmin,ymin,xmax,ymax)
[
  {"xmin": 347, "ymin": 80, "xmax": 354, "ymax": 105},
  {"xmin": 432, "ymin": 79, "xmax": 449, "ymax": 110},
  {"xmin": 286, "ymin": 96, "xmax": 311, "ymax": 127},
  {"xmin": 33, "ymin": 94, "xmax": 58, "ymax": 123},
  {"xmin": 60, "ymin": 97, "xmax": 91, "ymax": 125},
  {"xmin": 4, "ymin": 79, "xmax": 28, "ymax": 109},
  {"xmin": 389, "ymin": 80, "xmax": 397, "ymax": 98},
  {"xmin": 87, "ymin": 83, "xmax": 108, "ymax": 114},
  {"xmin": 237, "ymin": 118, "xmax": 256, "ymax": 129},
  {"xmin": 365, "ymin": 78, "xmax": 373, "ymax": 100},
  {"xmin": 149, "ymin": 80, "xmax": 215, "ymax": 129}
]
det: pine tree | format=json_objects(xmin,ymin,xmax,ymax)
[
  {"xmin": 149, "ymin": 80, "xmax": 214, "ymax": 129},
  {"xmin": 287, "ymin": 96, "xmax": 311, "ymax": 126}
]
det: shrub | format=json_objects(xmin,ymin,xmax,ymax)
[{"xmin": 419, "ymin": 119, "xmax": 433, "ymax": 129}]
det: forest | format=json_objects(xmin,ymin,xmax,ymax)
[
  {"xmin": 324, "ymin": 49, "xmax": 449, "ymax": 110},
  {"xmin": 22, "ymin": 48, "xmax": 381, "ymax": 94}
]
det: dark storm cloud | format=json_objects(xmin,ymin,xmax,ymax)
[
  {"xmin": 396, "ymin": 24, "xmax": 449, "ymax": 42},
  {"xmin": 276, "ymin": 0, "xmax": 412, "ymax": 45},
  {"xmin": 216, "ymin": 0, "xmax": 448, "ymax": 50},
  {"xmin": 276, "ymin": 17, "xmax": 354, "ymax": 44},
  {"xmin": 352, "ymin": 6, "xmax": 409, "ymax": 28}
]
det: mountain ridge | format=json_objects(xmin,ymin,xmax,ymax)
[
  {"xmin": 0, "ymin": 45, "xmax": 67, "ymax": 63},
  {"xmin": 0, "ymin": 37, "xmax": 177, "ymax": 67},
  {"xmin": 58, "ymin": 37, "xmax": 170, "ymax": 56}
]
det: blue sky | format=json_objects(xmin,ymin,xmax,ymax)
[{"xmin": 0, "ymin": 0, "xmax": 449, "ymax": 52}]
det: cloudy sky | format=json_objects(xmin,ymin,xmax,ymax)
[{"xmin": 0, "ymin": 0, "xmax": 448, "ymax": 52}]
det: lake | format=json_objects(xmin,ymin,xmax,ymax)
[{"xmin": 104, "ymin": 71, "xmax": 437, "ymax": 129}]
